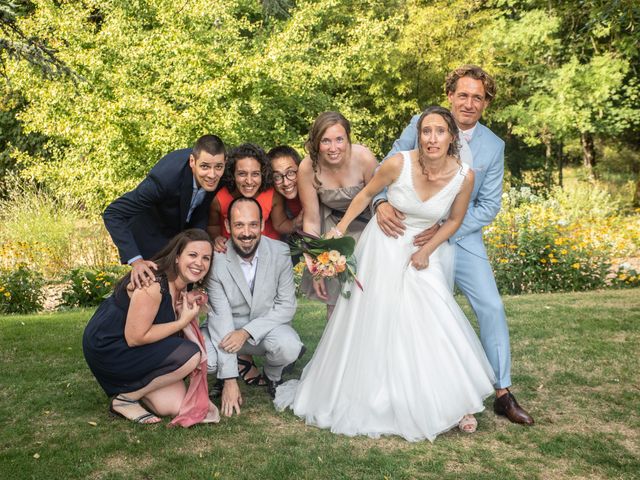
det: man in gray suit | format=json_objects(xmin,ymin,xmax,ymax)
[
  {"xmin": 373, "ymin": 65, "xmax": 534, "ymax": 425},
  {"xmin": 201, "ymin": 196, "xmax": 303, "ymax": 416}
]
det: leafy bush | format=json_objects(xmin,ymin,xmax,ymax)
[
  {"xmin": 0, "ymin": 183, "xmax": 119, "ymax": 278},
  {"xmin": 60, "ymin": 267, "xmax": 127, "ymax": 308},
  {"xmin": 486, "ymin": 185, "xmax": 640, "ymax": 294},
  {"xmin": 0, "ymin": 264, "xmax": 45, "ymax": 314}
]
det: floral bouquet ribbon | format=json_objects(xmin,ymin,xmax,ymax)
[{"xmin": 289, "ymin": 231, "xmax": 362, "ymax": 298}]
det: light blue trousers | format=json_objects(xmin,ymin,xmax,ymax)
[{"xmin": 454, "ymin": 245, "xmax": 511, "ymax": 389}]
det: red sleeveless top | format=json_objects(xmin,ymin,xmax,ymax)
[{"xmin": 215, "ymin": 187, "xmax": 279, "ymax": 239}]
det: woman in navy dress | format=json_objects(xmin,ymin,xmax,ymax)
[{"xmin": 83, "ymin": 229, "xmax": 216, "ymax": 424}]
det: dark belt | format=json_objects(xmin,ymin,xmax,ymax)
[{"xmin": 330, "ymin": 208, "xmax": 371, "ymax": 225}]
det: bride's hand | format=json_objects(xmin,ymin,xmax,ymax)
[
  {"xmin": 325, "ymin": 226, "xmax": 343, "ymax": 240},
  {"xmin": 410, "ymin": 248, "xmax": 430, "ymax": 270}
]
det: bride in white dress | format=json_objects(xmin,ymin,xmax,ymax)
[{"xmin": 274, "ymin": 106, "xmax": 496, "ymax": 442}]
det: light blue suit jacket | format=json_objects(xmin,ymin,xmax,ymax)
[{"xmin": 377, "ymin": 114, "xmax": 505, "ymax": 259}]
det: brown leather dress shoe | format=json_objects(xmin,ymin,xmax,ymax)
[{"xmin": 493, "ymin": 391, "xmax": 534, "ymax": 425}]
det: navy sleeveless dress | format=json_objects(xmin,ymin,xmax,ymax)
[{"xmin": 82, "ymin": 276, "xmax": 199, "ymax": 396}]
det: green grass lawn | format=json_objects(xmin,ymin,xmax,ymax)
[{"xmin": 0, "ymin": 289, "xmax": 638, "ymax": 479}]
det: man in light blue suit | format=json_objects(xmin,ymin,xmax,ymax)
[{"xmin": 373, "ymin": 65, "xmax": 533, "ymax": 425}]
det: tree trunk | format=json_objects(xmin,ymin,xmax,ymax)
[
  {"xmin": 580, "ymin": 132, "xmax": 597, "ymax": 178},
  {"xmin": 632, "ymin": 160, "xmax": 640, "ymax": 208},
  {"xmin": 556, "ymin": 140, "xmax": 564, "ymax": 188},
  {"xmin": 544, "ymin": 137, "xmax": 553, "ymax": 189}
]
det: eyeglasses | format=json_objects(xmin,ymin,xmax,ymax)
[{"xmin": 273, "ymin": 169, "xmax": 298, "ymax": 185}]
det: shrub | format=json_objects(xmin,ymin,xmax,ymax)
[
  {"xmin": 486, "ymin": 185, "xmax": 639, "ymax": 294},
  {"xmin": 0, "ymin": 264, "xmax": 45, "ymax": 314},
  {"xmin": 60, "ymin": 267, "xmax": 127, "ymax": 308},
  {"xmin": 0, "ymin": 183, "xmax": 119, "ymax": 278}
]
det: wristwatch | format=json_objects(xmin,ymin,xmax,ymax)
[{"xmin": 373, "ymin": 199, "xmax": 388, "ymax": 212}]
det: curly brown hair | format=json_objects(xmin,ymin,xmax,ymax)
[{"xmin": 445, "ymin": 65, "xmax": 496, "ymax": 103}]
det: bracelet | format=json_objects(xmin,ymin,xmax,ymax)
[
  {"xmin": 329, "ymin": 226, "xmax": 344, "ymax": 238},
  {"xmin": 373, "ymin": 199, "xmax": 388, "ymax": 211}
]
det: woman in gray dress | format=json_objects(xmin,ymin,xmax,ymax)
[{"xmin": 297, "ymin": 111, "xmax": 378, "ymax": 319}]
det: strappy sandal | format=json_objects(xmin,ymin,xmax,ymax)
[
  {"xmin": 458, "ymin": 414, "xmax": 478, "ymax": 434},
  {"xmin": 109, "ymin": 394, "xmax": 161, "ymax": 424},
  {"xmin": 237, "ymin": 357, "xmax": 267, "ymax": 387}
]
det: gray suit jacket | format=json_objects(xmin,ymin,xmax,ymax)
[{"xmin": 202, "ymin": 237, "xmax": 297, "ymax": 379}]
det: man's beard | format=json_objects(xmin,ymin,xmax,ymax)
[{"xmin": 231, "ymin": 235, "xmax": 260, "ymax": 259}]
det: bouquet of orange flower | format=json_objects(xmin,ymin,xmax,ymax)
[{"xmin": 289, "ymin": 231, "xmax": 362, "ymax": 298}]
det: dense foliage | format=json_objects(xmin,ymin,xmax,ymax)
[
  {"xmin": 0, "ymin": 0, "xmax": 637, "ymax": 210},
  {"xmin": 0, "ymin": 264, "xmax": 44, "ymax": 314}
]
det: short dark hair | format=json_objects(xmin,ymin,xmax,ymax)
[
  {"xmin": 192, "ymin": 134, "xmax": 226, "ymax": 159},
  {"xmin": 445, "ymin": 65, "xmax": 496, "ymax": 103},
  {"xmin": 224, "ymin": 143, "xmax": 272, "ymax": 194},
  {"xmin": 416, "ymin": 106, "xmax": 460, "ymax": 158},
  {"xmin": 228, "ymin": 196, "xmax": 263, "ymax": 223},
  {"xmin": 267, "ymin": 145, "xmax": 302, "ymax": 165}
]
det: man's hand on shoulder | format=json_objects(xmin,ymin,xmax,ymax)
[
  {"xmin": 375, "ymin": 201, "xmax": 406, "ymax": 238},
  {"xmin": 219, "ymin": 329, "xmax": 250, "ymax": 353},
  {"xmin": 221, "ymin": 378, "xmax": 243, "ymax": 417},
  {"xmin": 130, "ymin": 259, "xmax": 158, "ymax": 289}
]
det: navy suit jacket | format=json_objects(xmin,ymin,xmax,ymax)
[{"xmin": 103, "ymin": 148, "xmax": 217, "ymax": 263}]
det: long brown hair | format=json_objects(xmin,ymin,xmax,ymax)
[
  {"xmin": 416, "ymin": 106, "xmax": 461, "ymax": 172},
  {"xmin": 304, "ymin": 111, "xmax": 351, "ymax": 188},
  {"xmin": 116, "ymin": 229, "xmax": 214, "ymax": 292}
]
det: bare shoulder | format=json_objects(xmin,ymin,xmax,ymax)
[
  {"xmin": 129, "ymin": 279, "xmax": 162, "ymax": 303},
  {"xmin": 352, "ymin": 144, "xmax": 378, "ymax": 167},
  {"xmin": 462, "ymin": 166, "xmax": 475, "ymax": 188},
  {"xmin": 381, "ymin": 152, "xmax": 404, "ymax": 173},
  {"xmin": 299, "ymin": 156, "xmax": 314, "ymax": 174}
]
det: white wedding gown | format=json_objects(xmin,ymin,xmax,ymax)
[{"xmin": 274, "ymin": 152, "xmax": 496, "ymax": 442}]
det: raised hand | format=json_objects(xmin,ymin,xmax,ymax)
[
  {"xmin": 176, "ymin": 291, "xmax": 200, "ymax": 327},
  {"xmin": 213, "ymin": 235, "xmax": 228, "ymax": 253},
  {"xmin": 129, "ymin": 259, "xmax": 158, "ymax": 289}
]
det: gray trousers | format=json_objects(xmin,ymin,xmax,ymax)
[{"xmin": 203, "ymin": 324, "xmax": 303, "ymax": 382}]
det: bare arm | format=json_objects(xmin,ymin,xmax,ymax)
[
  {"xmin": 298, "ymin": 158, "xmax": 322, "ymax": 236},
  {"xmin": 410, "ymin": 170, "xmax": 475, "ymax": 269},
  {"xmin": 124, "ymin": 284, "xmax": 197, "ymax": 347},
  {"xmin": 270, "ymin": 192, "xmax": 297, "ymax": 234},
  {"xmin": 332, "ymin": 155, "xmax": 402, "ymax": 236},
  {"xmin": 207, "ymin": 197, "xmax": 223, "ymax": 240}
]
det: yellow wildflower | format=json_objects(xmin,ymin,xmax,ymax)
[
  {"xmin": 540, "ymin": 259, "xmax": 547, "ymax": 264},
  {"xmin": 571, "ymin": 263, "xmax": 580, "ymax": 269}
]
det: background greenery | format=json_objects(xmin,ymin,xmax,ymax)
[
  {"xmin": 0, "ymin": 293, "xmax": 638, "ymax": 479},
  {"xmin": 1, "ymin": 0, "xmax": 639, "ymax": 210}
]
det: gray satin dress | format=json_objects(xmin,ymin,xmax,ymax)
[{"xmin": 301, "ymin": 182, "xmax": 372, "ymax": 306}]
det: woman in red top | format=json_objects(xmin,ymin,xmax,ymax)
[
  {"xmin": 207, "ymin": 143, "xmax": 298, "ymax": 253},
  {"xmin": 267, "ymin": 145, "xmax": 303, "ymax": 239}
]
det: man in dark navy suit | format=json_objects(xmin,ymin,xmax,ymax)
[{"xmin": 104, "ymin": 134, "xmax": 226, "ymax": 288}]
